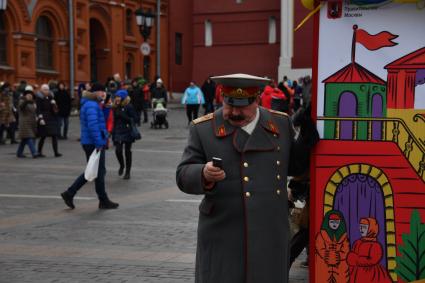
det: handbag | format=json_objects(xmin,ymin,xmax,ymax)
[
  {"xmin": 84, "ymin": 150, "xmax": 101, "ymax": 181},
  {"xmin": 130, "ymin": 121, "xmax": 141, "ymax": 140}
]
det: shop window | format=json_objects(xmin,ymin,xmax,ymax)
[
  {"xmin": 175, "ymin": 33, "xmax": 183, "ymax": 65},
  {"xmin": 36, "ymin": 16, "xmax": 54, "ymax": 70},
  {"xmin": 0, "ymin": 14, "xmax": 7, "ymax": 65},
  {"xmin": 126, "ymin": 54, "xmax": 134, "ymax": 79}
]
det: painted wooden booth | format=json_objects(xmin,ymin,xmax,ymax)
[{"xmin": 311, "ymin": 2, "xmax": 425, "ymax": 283}]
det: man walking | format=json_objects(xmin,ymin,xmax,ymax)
[
  {"xmin": 61, "ymin": 86, "xmax": 119, "ymax": 210},
  {"xmin": 176, "ymin": 74, "xmax": 317, "ymax": 283}
]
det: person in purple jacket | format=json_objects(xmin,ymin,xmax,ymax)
[{"xmin": 60, "ymin": 86, "xmax": 119, "ymax": 210}]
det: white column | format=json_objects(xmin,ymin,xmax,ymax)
[{"xmin": 278, "ymin": 0, "xmax": 312, "ymax": 81}]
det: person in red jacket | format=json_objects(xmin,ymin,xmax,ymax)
[
  {"xmin": 347, "ymin": 217, "xmax": 392, "ymax": 283},
  {"xmin": 214, "ymin": 84, "xmax": 224, "ymax": 108},
  {"xmin": 260, "ymin": 81, "xmax": 287, "ymax": 110}
]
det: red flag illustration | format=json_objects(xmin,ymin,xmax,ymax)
[{"xmin": 356, "ymin": 28, "xmax": 398, "ymax": 51}]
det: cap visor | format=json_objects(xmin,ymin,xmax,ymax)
[{"xmin": 224, "ymin": 96, "xmax": 255, "ymax": 107}]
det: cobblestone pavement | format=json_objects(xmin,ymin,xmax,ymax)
[{"xmin": 0, "ymin": 107, "xmax": 308, "ymax": 283}]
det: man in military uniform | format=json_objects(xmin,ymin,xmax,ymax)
[{"xmin": 176, "ymin": 74, "xmax": 316, "ymax": 283}]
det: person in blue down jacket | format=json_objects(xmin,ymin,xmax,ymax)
[
  {"xmin": 61, "ymin": 86, "xmax": 119, "ymax": 210},
  {"xmin": 182, "ymin": 81, "xmax": 205, "ymax": 125}
]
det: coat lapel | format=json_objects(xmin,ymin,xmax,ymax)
[
  {"xmin": 243, "ymin": 108, "xmax": 279, "ymax": 152},
  {"xmin": 213, "ymin": 108, "xmax": 236, "ymax": 138}
]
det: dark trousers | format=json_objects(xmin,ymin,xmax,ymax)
[
  {"xmin": 17, "ymin": 138, "xmax": 37, "ymax": 156},
  {"xmin": 204, "ymin": 101, "xmax": 214, "ymax": 115},
  {"xmin": 186, "ymin": 104, "xmax": 200, "ymax": 123},
  {"xmin": 115, "ymin": 142, "xmax": 132, "ymax": 174},
  {"xmin": 0, "ymin": 123, "xmax": 16, "ymax": 143},
  {"xmin": 38, "ymin": 136, "xmax": 59, "ymax": 154},
  {"xmin": 66, "ymin": 144, "xmax": 108, "ymax": 201},
  {"xmin": 289, "ymin": 227, "xmax": 309, "ymax": 268},
  {"xmin": 59, "ymin": 116, "xmax": 69, "ymax": 138}
]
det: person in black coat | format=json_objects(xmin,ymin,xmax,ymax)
[
  {"xmin": 201, "ymin": 77, "xmax": 216, "ymax": 115},
  {"xmin": 36, "ymin": 84, "xmax": 62, "ymax": 157},
  {"xmin": 112, "ymin": 89, "xmax": 137, "ymax": 180},
  {"xmin": 55, "ymin": 81, "xmax": 72, "ymax": 139},
  {"xmin": 150, "ymin": 78, "xmax": 168, "ymax": 107},
  {"xmin": 129, "ymin": 79, "xmax": 144, "ymax": 126}
]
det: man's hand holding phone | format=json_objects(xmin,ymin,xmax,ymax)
[{"xmin": 203, "ymin": 157, "xmax": 225, "ymax": 190}]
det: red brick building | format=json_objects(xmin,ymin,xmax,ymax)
[
  {"xmin": 0, "ymin": 0, "xmax": 169, "ymax": 86},
  {"xmin": 168, "ymin": 0, "xmax": 314, "ymax": 92}
]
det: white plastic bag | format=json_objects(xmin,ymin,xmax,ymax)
[{"xmin": 84, "ymin": 150, "xmax": 101, "ymax": 182}]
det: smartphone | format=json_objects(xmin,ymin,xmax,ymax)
[{"xmin": 212, "ymin": 157, "xmax": 223, "ymax": 169}]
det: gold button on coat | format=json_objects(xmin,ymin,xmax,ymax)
[
  {"xmin": 245, "ymin": 192, "xmax": 251, "ymax": 197},
  {"xmin": 277, "ymin": 146, "xmax": 281, "ymax": 151},
  {"xmin": 277, "ymin": 189, "xmax": 281, "ymax": 195},
  {"xmin": 277, "ymin": 175, "xmax": 281, "ymax": 180},
  {"xmin": 243, "ymin": 162, "xmax": 249, "ymax": 168},
  {"xmin": 276, "ymin": 160, "xmax": 281, "ymax": 166},
  {"xmin": 244, "ymin": 176, "xmax": 249, "ymax": 182},
  {"xmin": 273, "ymin": 134, "xmax": 278, "ymax": 138}
]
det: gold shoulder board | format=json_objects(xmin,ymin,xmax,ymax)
[
  {"xmin": 193, "ymin": 113, "xmax": 214, "ymax": 125},
  {"xmin": 268, "ymin": 109, "xmax": 288, "ymax": 117}
]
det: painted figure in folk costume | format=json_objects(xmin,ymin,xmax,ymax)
[
  {"xmin": 315, "ymin": 210, "xmax": 350, "ymax": 283},
  {"xmin": 347, "ymin": 217, "xmax": 392, "ymax": 283}
]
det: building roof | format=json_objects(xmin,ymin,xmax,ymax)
[
  {"xmin": 323, "ymin": 62, "xmax": 386, "ymax": 85},
  {"xmin": 385, "ymin": 47, "xmax": 425, "ymax": 70}
]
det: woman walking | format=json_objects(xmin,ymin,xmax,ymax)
[
  {"xmin": 181, "ymin": 81, "xmax": 205, "ymax": 124},
  {"xmin": 55, "ymin": 81, "xmax": 72, "ymax": 139},
  {"xmin": 16, "ymin": 86, "xmax": 38, "ymax": 158},
  {"xmin": 112, "ymin": 90, "xmax": 137, "ymax": 180},
  {"xmin": 36, "ymin": 84, "xmax": 62, "ymax": 157}
]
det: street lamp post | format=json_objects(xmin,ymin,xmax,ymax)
[
  {"xmin": 135, "ymin": 8, "xmax": 155, "ymax": 41},
  {"xmin": 0, "ymin": 0, "xmax": 7, "ymax": 11}
]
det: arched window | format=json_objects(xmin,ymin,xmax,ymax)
[
  {"xmin": 36, "ymin": 16, "xmax": 54, "ymax": 70},
  {"xmin": 268, "ymin": 16, "xmax": 277, "ymax": 44},
  {"xmin": 0, "ymin": 14, "xmax": 7, "ymax": 65},
  {"xmin": 126, "ymin": 9, "xmax": 133, "ymax": 36}
]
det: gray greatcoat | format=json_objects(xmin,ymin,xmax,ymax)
[{"xmin": 176, "ymin": 107, "xmax": 303, "ymax": 283}]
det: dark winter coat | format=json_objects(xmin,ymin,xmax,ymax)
[
  {"xmin": 201, "ymin": 81, "xmax": 216, "ymax": 103},
  {"xmin": 129, "ymin": 86, "xmax": 145, "ymax": 112},
  {"xmin": 176, "ymin": 107, "xmax": 312, "ymax": 283},
  {"xmin": 55, "ymin": 89, "xmax": 72, "ymax": 117},
  {"xmin": 79, "ymin": 91, "xmax": 108, "ymax": 148},
  {"xmin": 151, "ymin": 87, "xmax": 168, "ymax": 103},
  {"xmin": 112, "ymin": 97, "xmax": 137, "ymax": 144},
  {"xmin": 36, "ymin": 94, "xmax": 60, "ymax": 137},
  {"xmin": 18, "ymin": 97, "xmax": 37, "ymax": 139}
]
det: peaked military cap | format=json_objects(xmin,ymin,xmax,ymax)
[{"xmin": 211, "ymin": 73, "xmax": 270, "ymax": 107}]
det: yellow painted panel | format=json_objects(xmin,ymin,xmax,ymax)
[
  {"xmin": 369, "ymin": 167, "xmax": 382, "ymax": 179},
  {"xmin": 360, "ymin": 164, "xmax": 371, "ymax": 175},
  {"xmin": 388, "ymin": 259, "xmax": 397, "ymax": 270},
  {"xmin": 338, "ymin": 167, "xmax": 350, "ymax": 178},
  {"xmin": 386, "ymin": 209, "xmax": 395, "ymax": 220},
  {"xmin": 382, "ymin": 183, "xmax": 392, "ymax": 197},
  {"xmin": 324, "ymin": 194, "xmax": 334, "ymax": 207},
  {"xmin": 387, "ymin": 246, "xmax": 397, "ymax": 258},
  {"xmin": 325, "ymin": 183, "xmax": 337, "ymax": 196},
  {"xmin": 349, "ymin": 164, "xmax": 360, "ymax": 175},
  {"xmin": 330, "ymin": 173, "xmax": 343, "ymax": 185},
  {"xmin": 385, "ymin": 196, "xmax": 394, "ymax": 208},
  {"xmin": 387, "ymin": 233, "xmax": 396, "ymax": 243},
  {"xmin": 390, "ymin": 271, "xmax": 397, "ymax": 282},
  {"xmin": 324, "ymin": 205, "xmax": 332, "ymax": 215},
  {"xmin": 377, "ymin": 174, "xmax": 389, "ymax": 187},
  {"xmin": 386, "ymin": 220, "xmax": 395, "ymax": 232}
]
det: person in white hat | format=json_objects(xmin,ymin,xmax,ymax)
[
  {"xmin": 150, "ymin": 78, "xmax": 168, "ymax": 107},
  {"xmin": 176, "ymin": 73, "xmax": 318, "ymax": 283}
]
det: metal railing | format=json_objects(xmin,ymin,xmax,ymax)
[{"xmin": 318, "ymin": 116, "xmax": 425, "ymax": 181}]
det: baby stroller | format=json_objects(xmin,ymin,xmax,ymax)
[{"xmin": 151, "ymin": 98, "xmax": 169, "ymax": 129}]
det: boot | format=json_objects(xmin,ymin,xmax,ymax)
[
  {"xmin": 115, "ymin": 149, "xmax": 125, "ymax": 176},
  {"xmin": 61, "ymin": 191, "xmax": 75, "ymax": 209},
  {"xmin": 99, "ymin": 199, "xmax": 119, "ymax": 209},
  {"xmin": 123, "ymin": 150, "xmax": 132, "ymax": 180}
]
